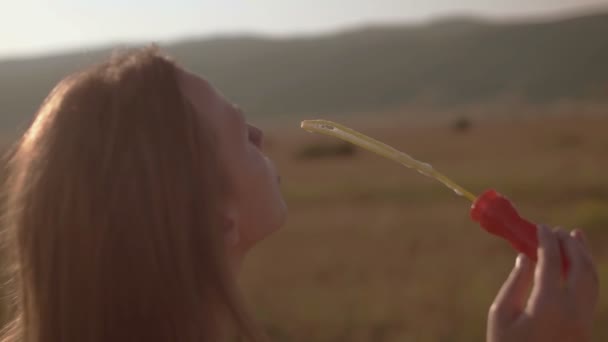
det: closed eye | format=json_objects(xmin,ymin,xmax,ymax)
[{"xmin": 247, "ymin": 125, "xmax": 263, "ymax": 149}]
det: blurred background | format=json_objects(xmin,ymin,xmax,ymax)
[{"xmin": 2, "ymin": 1, "xmax": 608, "ymax": 341}]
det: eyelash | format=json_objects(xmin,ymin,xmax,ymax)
[{"xmin": 247, "ymin": 127, "xmax": 262, "ymax": 148}]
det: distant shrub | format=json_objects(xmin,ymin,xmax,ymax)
[
  {"xmin": 451, "ymin": 117, "xmax": 472, "ymax": 133},
  {"xmin": 554, "ymin": 133, "xmax": 583, "ymax": 149},
  {"xmin": 295, "ymin": 141, "xmax": 356, "ymax": 160}
]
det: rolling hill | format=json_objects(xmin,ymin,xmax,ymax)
[{"xmin": 1, "ymin": 12, "xmax": 608, "ymax": 136}]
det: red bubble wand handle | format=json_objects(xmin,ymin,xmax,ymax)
[{"xmin": 471, "ymin": 189, "xmax": 569, "ymax": 273}]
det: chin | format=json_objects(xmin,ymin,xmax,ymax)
[
  {"xmin": 264, "ymin": 208, "xmax": 286, "ymax": 237},
  {"xmin": 248, "ymin": 203, "xmax": 287, "ymax": 245}
]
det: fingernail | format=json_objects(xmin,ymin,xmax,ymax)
[
  {"xmin": 516, "ymin": 253, "xmax": 525, "ymax": 268},
  {"xmin": 571, "ymin": 230, "xmax": 583, "ymax": 241}
]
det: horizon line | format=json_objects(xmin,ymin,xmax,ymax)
[{"xmin": 2, "ymin": 5, "xmax": 607, "ymax": 62}]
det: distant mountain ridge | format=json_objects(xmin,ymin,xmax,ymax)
[{"xmin": 1, "ymin": 11, "xmax": 608, "ymax": 135}]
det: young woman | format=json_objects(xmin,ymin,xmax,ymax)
[{"xmin": 1, "ymin": 47, "xmax": 598, "ymax": 342}]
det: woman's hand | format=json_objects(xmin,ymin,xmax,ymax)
[{"xmin": 487, "ymin": 225, "xmax": 599, "ymax": 342}]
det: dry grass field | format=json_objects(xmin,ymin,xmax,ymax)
[
  {"xmin": 241, "ymin": 113, "xmax": 608, "ymax": 342},
  {"xmin": 0, "ymin": 112, "xmax": 607, "ymax": 341}
]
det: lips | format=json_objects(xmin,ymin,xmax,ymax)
[{"xmin": 268, "ymin": 158, "xmax": 281, "ymax": 184}]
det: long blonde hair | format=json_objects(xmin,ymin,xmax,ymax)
[{"xmin": 1, "ymin": 47, "xmax": 262, "ymax": 342}]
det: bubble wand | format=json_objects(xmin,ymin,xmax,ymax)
[{"xmin": 301, "ymin": 119, "xmax": 568, "ymax": 272}]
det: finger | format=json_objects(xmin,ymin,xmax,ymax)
[
  {"xmin": 571, "ymin": 229, "xmax": 594, "ymax": 263},
  {"xmin": 531, "ymin": 225, "xmax": 561, "ymax": 300},
  {"xmin": 568, "ymin": 230, "xmax": 599, "ymax": 293},
  {"xmin": 557, "ymin": 230, "xmax": 585, "ymax": 289},
  {"xmin": 491, "ymin": 254, "xmax": 534, "ymax": 321},
  {"xmin": 572, "ymin": 229, "xmax": 590, "ymax": 251}
]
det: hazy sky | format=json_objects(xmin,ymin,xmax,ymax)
[{"xmin": 1, "ymin": 0, "xmax": 607, "ymax": 59}]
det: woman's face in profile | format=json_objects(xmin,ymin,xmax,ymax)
[{"xmin": 179, "ymin": 69, "xmax": 287, "ymax": 261}]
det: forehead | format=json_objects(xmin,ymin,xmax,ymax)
[{"xmin": 177, "ymin": 69, "xmax": 244, "ymax": 131}]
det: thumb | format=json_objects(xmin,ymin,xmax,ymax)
[{"xmin": 490, "ymin": 254, "xmax": 535, "ymax": 322}]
